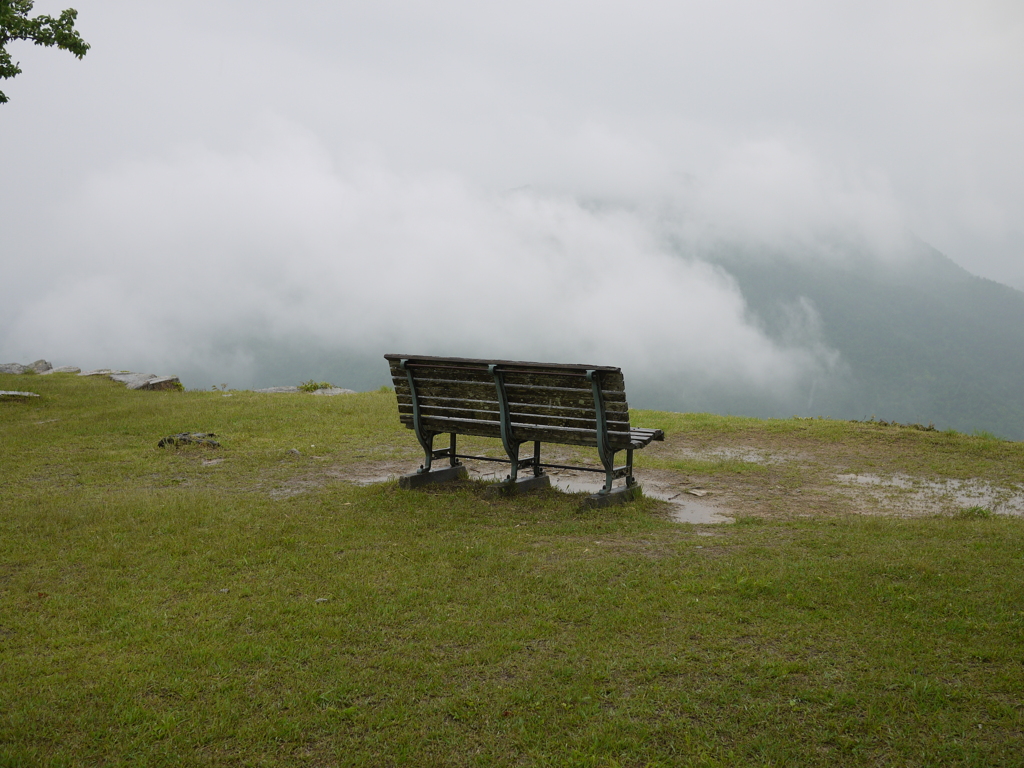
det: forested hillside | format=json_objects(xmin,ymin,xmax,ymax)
[{"xmin": 701, "ymin": 242, "xmax": 1024, "ymax": 439}]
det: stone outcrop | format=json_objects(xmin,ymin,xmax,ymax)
[
  {"xmin": 0, "ymin": 390, "xmax": 40, "ymax": 399},
  {"xmin": 107, "ymin": 373, "xmax": 181, "ymax": 391},
  {"xmin": 3, "ymin": 360, "xmax": 180, "ymax": 391},
  {"xmin": 144, "ymin": 376, "xmax": 181, "ymax": 391},
  {"xmin": 4, "ymin": 359, "xmax": 352, "ymax": 394},
  {"xmin": 109, "ymin": 373, "xmax": 156, "ymax": 389},
  {"xmin": 310, "ymin": 387, "xmax": 356, "ymax": 396},
  {"xmin": 1, "ymin": 360, "xmax": 53, "ymax": 374}
]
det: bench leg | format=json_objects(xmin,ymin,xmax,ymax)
[
  {"xmin": 598, "ymin": 448, "xmax": 619, "ymax": 495},
  {"xmin": 414, "ymin": 430, "xmax": 437, "ymax": 473},
  {"xmin": 407, "ymin": 432, "xmax": 462, "ymax": 483},
  {"xmin": 596, "ymin": 448, "xmax": 637, "ymax": 496}
]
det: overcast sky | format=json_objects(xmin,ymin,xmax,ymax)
[{"xmin": 2, "ymin": 0, "xmax": 1022, "ymax": 393}]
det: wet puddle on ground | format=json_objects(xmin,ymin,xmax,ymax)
[
  {"xmin": 544, "ymin": 470, "xmax": 732, "ymax": 524},
  {"xmin": 357, "ymin": 464, "xmax": 732, "ymax": 524},
  {"xmin": 834, "ymin": 473, "xmax": 1024, "ymax": 516}
]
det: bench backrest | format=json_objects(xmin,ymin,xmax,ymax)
[{"xmin": 385, "ymin": 354, "xmax": 635, "ymax": 450}]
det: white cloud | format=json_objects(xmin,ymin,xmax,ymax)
[
  {"xmin": 2, "ymin": 122, "xmax": 838, "ymax": 399},
  {"xmin": 4, "ymin": 0, "xmax": 1023, "ymax": 392},
  {"xmin": 670, "ymin": 140, "xmax": 913, "ymax": 262}
]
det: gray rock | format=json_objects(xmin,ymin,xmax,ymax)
[
  {"xmin": 309, "ymin": 387, "xmax": 356, "ymax": 396},
  {"xmin": 28, "ymin": 360, "xmax": 52, "ymax": 373},
  {"xmin": 0, "ymin": 363, "xmax": 28, "ymax": 374},
  {"xmin": 110, "ymin": 373, "xmax": 181, "ymax": 391},
  {"xmin": 254, "ymin": 386, "xmax": 301, "ymax": 393},
  {"xmin": 79, "ymin": 370, "xmax": 182, "ymax": 390},
  {"xmin": 39, "ymin": 366, "xmax": 81, "ymax": 375},
  {"xmin": 0, "ymin": 390, "xmax": 40, "ymax": 398},
  {"xmin": 110, "ymin": 373, "xmax": 157, "ymax": 389}
]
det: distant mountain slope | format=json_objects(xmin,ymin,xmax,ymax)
[{"xmin": 703, "ymin": 242, "xmax": 1024, "ymax": 439}]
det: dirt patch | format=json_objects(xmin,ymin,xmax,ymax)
[
  {"xmin": 832, "ymin": 473, "xmax": 1024, "ymax": 517},
  {"xmin": 257, "ymin": 430, "xmax": 1024, "ymax": 523}
]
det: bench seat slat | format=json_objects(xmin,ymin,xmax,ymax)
[
  {"xmin": 397, "ymin": 404, "xmax": 630, "ymax": 432},
  {"xmin": 398, "ymin": 414, "xmax": 637, "ymax": 449},
  {"xmin": 628, "ymin": 428, "xmax": 665, "ymax": 448},
  {"xmin": 396, "ymin": 376, "xmax": 626, "ymax": 397},
  {"xmin": 393, "ymin": 397, "xmax": 626, "ymax": 421},
  {"xmin": 503, "ymin": 371, "xmax": 625, "ymax": 390},
  {"xmin": 388, "ymin": 362, "xmax": 616, "ymax": 384},
  {"xmin": 395, "ymin": 395, "xmax": 630, "ymax": 422},
  {"xmin": 397, "ymin": 413, "xmax": 634, "ymax": 437},
  {"xmin": 504, "ymin": 382, "xmax": 627, "ymax": 400},
  {"xmin": 389, "ymin": 364, "xmax": 625, "ymax": 388},
  {"xmin": 393, "ymin": 377, "xmax": 628, "ymax": 402},
  {"xmin": 393, "ymin": 367, "xmax": 620, "ymax": 393},
  {"xmin": 395, "ymin": 382, "xmax": 626, "ymax": 409},
  {"xmin": 386, "ymin": 354, "xmax": 622, "ymax": 374},
  {"xmin": 398, "ymin": 409, "xmax": 630, "ymax": 431}
]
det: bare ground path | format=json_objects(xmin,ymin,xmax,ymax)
[{"xmin": 264, "ymin": 414, "xmax": 1024, "ymax": 523}]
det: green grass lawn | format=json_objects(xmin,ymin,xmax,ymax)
[{"xmin": 2, "ymin": 374, "xmax": 1023, "ymax": 766}]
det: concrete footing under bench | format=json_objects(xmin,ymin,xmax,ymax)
[
  {"xmin": 582, "ymin": 484, "xmax": 643, "ymax": 508},
  {"xmin": 398, "ymin": 464, "xmax": 468, "ymax": 489},
  {"xmin": 485, "ymin": 473, "xmax": 552, "ymax": 497}
]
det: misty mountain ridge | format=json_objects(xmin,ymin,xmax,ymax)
[
  {"xmin": 213, "ymin": 235, "xmax": 1024, "ymax": 440},
  {"xmin": 17, "ymin": 203, "xmax": 1018, "ymax": 441},
  {"xmin": 685, "ymin": 237, "xmax": 1024, "ymax": 439}
]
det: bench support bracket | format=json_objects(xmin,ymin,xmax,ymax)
[
  {"xmin": 401, "ymin": 358, "xmax": 463, "ymax": 475},
  {"xmin": 490, "ymin": 364, "xmax": 543, "ymax": 484},
  {"xmin": 587, "ymin": 370, "xmax": 636, "ymax": 494}
]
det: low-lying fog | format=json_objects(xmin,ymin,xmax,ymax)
[{"xmin": 3, "ymin": 1, "xmax": 1022, "ymax": 419}]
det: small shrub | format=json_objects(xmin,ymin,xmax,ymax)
[
  {"xmin": 849, "ymin": 416, "xmax": 937, "ymax": 432},
  {"xmin": 299, "ymin": 380, "xmax": 334, "ymax": 392},
  {"xmin": 972, "ymin": 430, "xmax": 1001, "ymax": 441}
]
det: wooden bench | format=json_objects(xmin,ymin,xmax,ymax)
[{"xmin": 385, "ymin": 354, "xmax": 664, "ymax": 505}]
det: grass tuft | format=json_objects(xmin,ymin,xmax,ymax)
[
  {"xmin": 955, "ymin": 505, "xmax": 993, "ymax": 519},
  {"xmin": 298, "ymin": 379, "xmax": 335, "ymax": 392}
]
